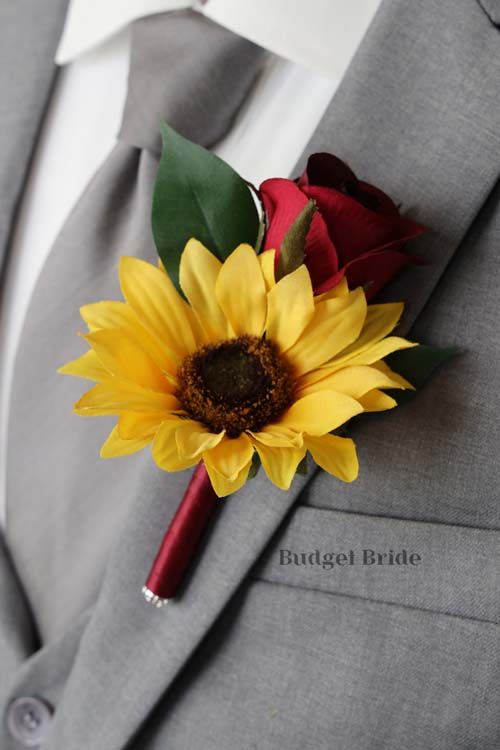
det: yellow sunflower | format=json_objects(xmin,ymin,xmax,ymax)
[{"xmin": 59, "ymin": 241, "xmax": 415, "ymax": 496}]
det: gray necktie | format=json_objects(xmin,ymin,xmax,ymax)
[{"xmin": 5, "ymin": 10, "xmax": 265, "ymax": 645}]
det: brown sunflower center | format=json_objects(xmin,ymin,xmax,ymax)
[{"xmin": 176, "ymin": 335, "xmax": 295, "ymax": 438}]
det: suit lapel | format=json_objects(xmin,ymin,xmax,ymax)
[
  {"xmin": 48, "ymin": 0, "xmax": 500, "ymax": 747},
  {"xmin": 0, "ymin": 0, "xmax": 67, "ymax": 280},
  {"xmin": 298, "ymin": 0, "xmax": 500, "ymax": 336}
]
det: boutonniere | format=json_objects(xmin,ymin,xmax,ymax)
[{"xmin": 60, "ymin": 124, "xmax": 455, "ymax": 606}]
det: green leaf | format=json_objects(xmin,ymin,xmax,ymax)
[
  {"xmin": 152, "ymin": 123, "xmax": 260, "ymax": 291},
  {"xmin": 276, "ymin": 199, "xmax": 315, "ymax": 280},
  {"xmin": 387, "ymin": 345, "xmax": 459, "ymax": 405},
  {"xmin": 296, "ymin": 454, "xmax": 309, "ymax": 475},
  {"xmin": 248, "ymin": 452, "xmax": 261, "ymax": 480}
]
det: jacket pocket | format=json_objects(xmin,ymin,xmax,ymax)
[{"xmin": 253, "ymin": 506, "xmax": 500, "ymax": 624}]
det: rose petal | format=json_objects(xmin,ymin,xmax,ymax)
[
  {"xmin": 260, "ymin": 178, "xmax": 309, "ymax": 253},
  {"xmin": 344, "ymin": 248, "xmax": 424, "ymax": 300},
  {"xmin": 297, "ymin": 153, "xmax": 358, "ymax": 192},
  {"xmin": 356, "ymin": 180, "xmax": 400, "ymax": 218},
  {"xmin": 299, "ymin": 154, "xmax": 399, "ymax": 219},
  {"xmin": 302, "ymin": 186, "xmax": 388, "ymax": 264},
  {"xmin": 303, "ymin": 185, "xmax": 424, "ymax": 267},
  {"xmin": 260, "ymin": 178, "xmax": 339, "ymax": 289}
]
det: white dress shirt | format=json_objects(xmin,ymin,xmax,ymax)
[{"xmin": 0, "ymin": 0, "xmax": 381, "ymax": 523}]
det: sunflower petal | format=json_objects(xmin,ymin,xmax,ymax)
[
  {"xmin": 315, "ymin": 276, "xmax": 349, "ymax": 301},
  {"xmin": 80, "ymin": 300, "xmax": 178, "ymax": 374},
  {"xmin": 259, "ymin": 249, "xmax": 276, "ymax": 291},
  {"xmin": 265, "ymin": 265, "xmax": 314, "ymax": 350},
  {"xmin": 254, "ymin": 443, "xmax": 306, "ymax": 490},
  {"xmin": 334, "ymin": 337, "xmax": 417, "ymax": 369},
  {"xmin": 81, "ymin": 300, "xmax": 138, "ymax": 332},
  {"xmin": 84, "ymin": 328, "xmax": 170, "ymax": 392},
  {"xmin": 74, "ymin": 382, "xmax": 178, "ymax": 416},
  {"xmin": 100, "ymin": 426, "xmax": 152, "ymax": 458},
  {"xmin": 215, "ymin": 244, "xmax": 267, "ymax": 336},
  {"xmin": 179, "ymin": 239, "xmax": 231, "ymax": 341},
  {"xmin": 332, "ymin": 302, "xmax": 404, "ymax": 365},
  {"xmin": 204, "ymin": 433, "xmax": 254, "ymax": 480},
  {"xmin": 176, "ymin": 422, "xmax": 225, "ymax": 459},
  {"xmin": 371, "ymin": 360, "xmax": 415, "ymax": 390},
  {"xmin": 204, "ymin": 459, "xmax": 252, "ymax": 498},
  {"xmin": 152, "ymin": 419, "xmax": 198, "ymax": 471},
  {"xmin": 357, "ymin": 389, "xmax": 398, "ymax": 412},
  {"xmin": 280, "ymin": 391, "xmax": 362, "ymax": 435},
  {"xmin": 286, "ymin": 288, "xmax": 367, "ymax": 374},
  {"xmin": 250, "ymin": 425, "xmax": 304, "ymax": 448},
  {"xmin": 119, "ymin": 256, "xmax": 201, "ymax": 359},
  {"xmin": 304, "ymin": 434, "xmax": 358, "ymax": 482},
  {"xmin": 58, "ymin": 349, "xmax": 110, "ymax": 381},
  {"xmin": 118, "ymin": 412, "xmax": 165, "ymax": 439},
  {"xmin": 297, "ymin": 364, "xmax": 410, "ymax": 399}
]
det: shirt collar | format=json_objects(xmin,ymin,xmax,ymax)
[{"xmin": 56, "ymin": 0, "xmax": 381, "ymax": 78}]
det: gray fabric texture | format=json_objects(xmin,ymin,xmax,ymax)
[
  {"xmin": 477, "ymin": 0, "xmax": 500, "ymax": 26},
  {"xmin": 2, "ymin": 1, "xmax": 500, "ymax": 748},
  {"xmin": 0, "ymin": 0, "xmax": 68, "ymax": 282},
  {"xmin": 1, "ymin": 610, "xmax": 90, "ymax": 750},
  {"xmin": 135, "ymin": 584, "xmax": 500, "ymax": 749},
  {"xmin": 0, "ymin": 532, "xmax": 37, "ymax": 700}
]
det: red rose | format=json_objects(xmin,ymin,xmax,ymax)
[{"xmin": 260, "ymin": 153, "xmax": 425, "ymax": 299}]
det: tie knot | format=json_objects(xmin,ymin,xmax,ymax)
[{"xmin": 118, "ymin": 10, "xmax": 266, "ymax": 154}]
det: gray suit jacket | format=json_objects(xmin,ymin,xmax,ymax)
[{"xmin": 2, "ymin": 0, "xmax": 500, "ymax": 748}]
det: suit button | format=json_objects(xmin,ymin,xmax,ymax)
[{"xmin": 6, "ymin": 697, "xmax": 53, "ymax": 747}]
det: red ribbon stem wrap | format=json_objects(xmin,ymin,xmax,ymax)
[{"xmin": 143, "ymin": 462, "xmax": 218, "ymax": 606}]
